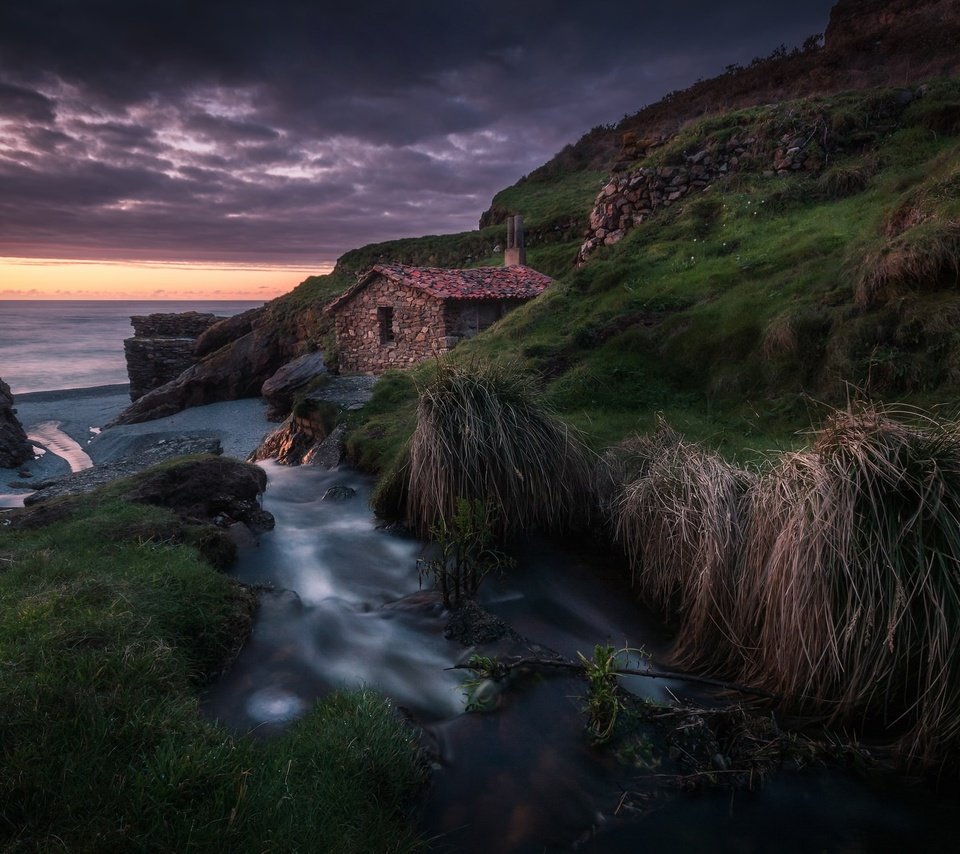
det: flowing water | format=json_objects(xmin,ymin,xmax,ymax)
[{"xmin": 205, "ymin": 462, "xmax": 957, "ymax": 853}]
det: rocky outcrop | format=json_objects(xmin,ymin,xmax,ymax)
[
  {"xmin": 113, "ymin": 317, "xmax": 287, "ymax": 425},
  {"xmin": 261, "ymin": 352, "xmax": 327, "ymax": 420},
  {"xmin": 0, "ymin": 378, "xmax": 33, "ymax": 468},
  {"xmin": 195, "ymin": 308, "xmax": 264, "ymax": 358},
  {"xmin": 577, "ymin": 131, "xmax": 823, "ymax": 263},
  {"xmin": 124, "ymin": 456, "xmax": 272, "ymax": 532},
  {"xmin": 249, "ymin": 374, "xmax": 376, "ymax": 466},
  {"xmin": 124, "ymin": 312, "xmax": 224, "ymax": 401}
]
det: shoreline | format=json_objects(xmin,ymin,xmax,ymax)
[
  {"xmin": 2, "ymin": 386, "xmax": 275, "ymax": 505},
  {"xmin": 15, "ymin": 383, "xmax": 130, "ymax": 403}
]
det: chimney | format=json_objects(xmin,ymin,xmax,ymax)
[{"xmin": 504, "ymin": 214, "xmax": 526, "ymax": 266}]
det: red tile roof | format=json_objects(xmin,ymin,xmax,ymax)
[{"xmin": 325, "ymin": 263, "xmax": 552, "ymax": 314}]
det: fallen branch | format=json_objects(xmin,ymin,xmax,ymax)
[{"xmin": 447, "ymin": 654, "xmax": 777, "ymax": 699}]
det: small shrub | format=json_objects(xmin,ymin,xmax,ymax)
[
  {"xmin": 417, "ymin": 497, "xmax": 515, "ymax": 609},
  {"xmin": 578, "ymin": 644, "xmax": 624, "ymax": 743}
]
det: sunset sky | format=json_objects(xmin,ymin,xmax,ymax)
[{"xmin": 0, "ymin": 1, "xmax": 834, "ymax": 300}]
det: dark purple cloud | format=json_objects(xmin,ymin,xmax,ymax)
[{"xmin": 0, "ymin": 1, "xmax": 835, "ymax": 266}]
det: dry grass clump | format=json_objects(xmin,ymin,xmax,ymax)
[
  {"xmin": 816, "ymin": 156, "xmax": 879, "ymax": 200},
  {"xmin": 608, "ymin": 424, "xmax": 755, "ymax": 672},
  {"xmin": 395, "ymin": 360, "xmax": 595, "ymax": 537},
  {"xmin": 737, "ymin": 405, "xmax": 960, "ymax": 766},
  {"xmin": 855, "ymin": 218, "xmax": 960, "ymax": 306},
  {"xmin": 760, "ymin": 312, "xmax": 798, "ymax": 360}
]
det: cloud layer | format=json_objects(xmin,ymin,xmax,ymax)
[{"xmin": 0, "ymin": 1, "xmax": 834, "ymax": 266}]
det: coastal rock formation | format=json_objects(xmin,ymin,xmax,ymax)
[
  {"xmin": 113, "ymin": 316, "xmax": 287, "ymax": 425},
  {"xmin": 249, "ymin": 374, "xmax": 376, "ymax": 466},
  {"xmin": 124, "ymin": 312, "xmax": 224, "ymax": 401},
  {"xmin": 195, "ymin": 308, "xmax": 263, "ymax": 358},
  {"xmin": 261, "ymin": 351, "xmax": 327, "ymax": 420},
  {"xmin": 0, "ymin": 378, "xmax": 33, "ymax": 468}
]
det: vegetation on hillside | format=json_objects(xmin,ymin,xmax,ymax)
[{"xmin": 343, "ymin": 79, "xmax": 960, "ymax": 476}]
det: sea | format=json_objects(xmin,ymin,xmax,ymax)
[{"xmin": 0, "ymin": 300, "xmax": 263, "ymax": 394}]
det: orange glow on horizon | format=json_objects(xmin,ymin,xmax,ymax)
[{"xmin": 0, "ymin": 257, "xmax": 334, "ymax": 300}]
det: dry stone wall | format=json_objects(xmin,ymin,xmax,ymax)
[
  {"xmin": 577, "ymin": 132, "xmax": 823, "ymax": 264},
  {"xmin": 334, "ymin": 276, "xmax": 449, "ymax": 374},
  {"xmin": 124, "ymin": 312, "xmax": 223, "ymax": 401}
]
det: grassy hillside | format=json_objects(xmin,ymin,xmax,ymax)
[{"xmin": 342, "ymin": 78, "xmax": 960, "ymax": 472}]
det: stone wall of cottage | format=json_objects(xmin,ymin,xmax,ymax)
[
  {"xmin": 124, "ymin": 312, "xmax": 223, "ymax": 401},
  {"xmin": 334, "ymin": 276, "xmax": 449, "ymax": 374}
]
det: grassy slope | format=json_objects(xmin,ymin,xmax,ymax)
[
  {"xmin": 345, "ymin": 78, "xmax": 960, "ymax": 472},
  {"xmin": 0, "ymin": 479, "xmax": 424, "ymax": 852}
]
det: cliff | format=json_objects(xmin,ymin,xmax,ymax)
[{"xmin": 0, "ymin": 378, "xmax": 33, "ymax": 469}]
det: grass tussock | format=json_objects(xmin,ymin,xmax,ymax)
[
  {"xmin": 608, "ymin": 422, "xmax": 754, "ymax": 672},
  {"xmin": 816, "ymin": 156, "xmax": 879, "ymax": 199},
  {"xmin": 760, "ymin": 312, "xmax": 799, "ymax": 360},
  {"xmin": 391, "ymin": 360, "xmax": 595, "ymax": 537},
  {"xmin": 856, "ymin": 218, "xmax": 960, "ymax": 307},
  {"xmin": 736, "ymin": 405, "xmax": 960, "ymax": 766}
]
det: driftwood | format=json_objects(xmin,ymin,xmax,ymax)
[{"xmin": 448, "ymin": 654, "xmax": 777, "ymax": 699}]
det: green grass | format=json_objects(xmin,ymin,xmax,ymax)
[
  {"xmin": 486, "ymin": 169, "xmax": 608, "ymax": 228},
  {"xmin": 0, "ymin": 489, "xmax": 425, "ymax": 851}
]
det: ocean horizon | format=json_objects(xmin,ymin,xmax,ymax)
[{"xmin": 0, "ymin": 299, "xmax": 263, "ymax": 395}]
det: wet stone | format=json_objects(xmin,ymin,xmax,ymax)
[{"xmin": 322, "ymin": 484, "xmax": 357, "ymax": 502}]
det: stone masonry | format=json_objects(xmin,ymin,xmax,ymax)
[
  {"xmin": 577, "ymin": 132, "xmax": 823, "ymax": 264},
  {"xmin": 124, "ymin": 312, "xmax": 224, "ymax": 402},
  {"xmin": 334, "ymin": 277, "xmax": 450, "ymax": 374},
  {"xmin": 327, "ymin": 263, "xmax": 551, "ymax": 375}
]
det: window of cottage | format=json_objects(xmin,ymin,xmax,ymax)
[{"xmin": 378, "ymin": 306, "xmax": 395, "ymax": 344}]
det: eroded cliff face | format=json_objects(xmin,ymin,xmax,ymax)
[
  {"xmin": 113, "ymin": 318, "xmax": 288, "ymax": 425},
  {"xmin": 0, "ymin": 378, "xmax": 33, "ymax": 469},
  {"xmin": 825, "ymin": 0, "xmax": 960, "ymax": 75}
]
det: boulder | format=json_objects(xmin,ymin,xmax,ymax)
[
  {"xmin": 123, "ymin": 457, "xmax": 270, "ymax": 527},
  {"xmin": 261, "ymin": 351, "xmax": 327, "ymax": 420},
  {"xmin": 0, "ymin": 378, "xmax": 33, "ymax": 468}
]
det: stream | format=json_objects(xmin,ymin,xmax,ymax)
[{"xmin": 204, "ymin": 462, "xmax": 956, "ymax": 853}]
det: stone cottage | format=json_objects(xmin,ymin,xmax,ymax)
[{"xmin": 326, "ymin": 260, "xmax": 552, "ymax": 374}]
